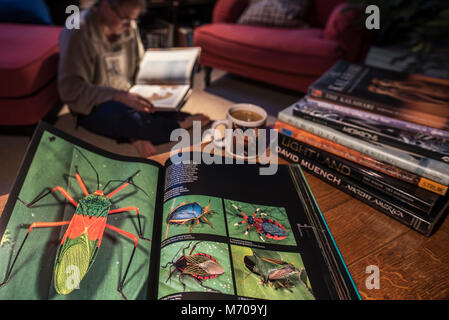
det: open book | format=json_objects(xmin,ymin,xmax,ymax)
[
  {"xmin": 0, "ymin": 122, "xmax": 359, "ymax": 300},
  {"xmin": 129, "ymin": 47, "xmax": 201, "ymax": 112}
]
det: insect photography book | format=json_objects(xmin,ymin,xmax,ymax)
[{"xmin": 0, "ymin": 122, "xmax": 359, "ymax": 300}]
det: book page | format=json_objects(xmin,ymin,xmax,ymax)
[
  {"xmin": 0, "ymin": 123, "xmax": 163, "ymax": 300},
  {"xmin": 154, "ymin": 155, "xmax": 360, "ymax": 300},
  {"xmin": 136, "ymin": 48, "xmax": 200, "ymax": 84},
  {"xmin": 129, "ymin": 84, "xmax": 190, "ymax": 111}
]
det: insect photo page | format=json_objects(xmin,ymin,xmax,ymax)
[{"xmin": 0, "ymin": 122, "xmax": 360, "ymax": 300}]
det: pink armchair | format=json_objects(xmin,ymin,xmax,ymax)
[{"xmin": 194, "ymin": 0, "xmax": 371, "ymax": 93}]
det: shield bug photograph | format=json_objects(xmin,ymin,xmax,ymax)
[
  {"xmin": 0, "ymin": 130, "xmax": 158, "ymax": 300},
  {"xmin": 230, "ymin": 245, "xmax": 314, "ymax": 300},
  {"xmin": 158, "ymin": 240, "xmax": 233, "ymax": 298},
  {"xmin": 162, "ymin": 195, "xmax": 226, "ymax": 240}
]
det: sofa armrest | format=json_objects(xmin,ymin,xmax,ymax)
[
  {"xmin": 324, "ymin": 3, "xmax": 372, "ymax": 62},
  {"xmin": 212, "ymin": 0, "xmax": 250, "ymax": 23}
]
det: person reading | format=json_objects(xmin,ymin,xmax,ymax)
[{"xmin": 58, "ymin": 0, "xmax": 210, "ymax": 157}]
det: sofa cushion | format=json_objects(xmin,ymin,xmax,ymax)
[
  {"xmin": 324, "ymin": 3, "xmax": 368, "ymax": 61},
  {"xmin": 213, "ymin": 0, "xmax": 250, "ymax": 23},
  {"xmin": 237, "ymin": 0, "xmax": 308, "ymax": 28},
  {"xmin": 195, "ymin": 23, "xmax": 343, "ymax": 76},
  {"xmin": 306, "ymin": 0, "xmax": 345, "ymax": 28},
  {"xmin": 0, "ymin": 79, "xmax": 59, "ymax": 125},
  {"xmin": 0, "ymin": 23, "xmax": 62, "ymax": 98},
  {"xmin": 0, "ymin": 0, "xmax": 54, "ymax": 25},
  {"xmin": 199, "ymin": 52, "xmax": 318, "ymax": 93}
]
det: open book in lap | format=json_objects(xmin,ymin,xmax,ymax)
[{"xmin": 130, "ymin": 47, "xmax": 201, "ymax": 111}]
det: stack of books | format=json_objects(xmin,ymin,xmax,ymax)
[{"xmin": 275, "ymin": 60, "xmax": 449, "ymax": 236}]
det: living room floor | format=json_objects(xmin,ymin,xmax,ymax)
[{"xmin": 0, "ymin": 69, "xmax": 303, "ymax": 196}]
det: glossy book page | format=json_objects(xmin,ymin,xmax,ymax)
[
  {"xmin": 0, "ymin": 123, "xmax": 162, "ymax": 300},
  {"xmin": 152, "ymin": 156, "xmax": 360, "ymax": 300}
]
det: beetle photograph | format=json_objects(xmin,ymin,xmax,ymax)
[
  {"xmin": 230, "ymin": 245, "xmax": 315, "ymax": 300},
  {"xmin": 158, "ymin": 240, "xmax": 233, "ymax": 298},
  {"xmin": 224, "ymin": 199, "xmax": 297, "ymax": 246},
  {"xmin": 0, "ymin": 130, "xmax": 157, "ymax": 300},
  {"xmin": 162, "ymin": 195, "xmax": 227, "ymax": 240}
]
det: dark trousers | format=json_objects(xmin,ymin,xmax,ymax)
[{"xmin": 78, "ymin": 101, "xmax": 181, "ymax": 145}]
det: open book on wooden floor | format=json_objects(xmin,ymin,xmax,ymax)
[{"xmin": 130, "ymin": 47, "xmax": 201, "ymax": 112}]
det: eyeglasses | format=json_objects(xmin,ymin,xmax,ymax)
[{"xmin": 110, "ymin": 4, "xmax": 139, "ymax": 25}]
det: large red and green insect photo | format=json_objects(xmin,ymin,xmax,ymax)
[{"xmin": 0, "ymin": 131, "xmax": 158, "ymax": 300}]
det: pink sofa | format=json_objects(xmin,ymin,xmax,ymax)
[
  {"xmin": 0, "ymin": 23, "xmax": 62, "ymax": 126},
  {"xmin": 194, "ymin": 0, "xmax": 371, "ymax": 92}
]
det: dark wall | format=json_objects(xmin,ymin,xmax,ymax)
[{"xmin": 45, "ymin": 0, "xmax": 81, "ymax": 25}]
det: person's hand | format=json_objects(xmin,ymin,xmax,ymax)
[
  {"xmin": 178, "ymin": 114, "xmax": 211, "ymax": 129},
  {"xmin": 113, "ymin": 91, "xmax": 155, "ymax": 113}
]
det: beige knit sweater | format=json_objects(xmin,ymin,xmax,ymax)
[{"xmin": 57, "ymin": 6, "xmax": 144, "ymax": 115}]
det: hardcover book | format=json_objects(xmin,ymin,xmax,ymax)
[
  {"xmin": 309, "ymin": 60, "xmax": 449, "ymax": 131},
  {"xmin": 129, "ymin": 47, "xmax": 200, "ymax": 111},
  {"xmin": 0, "ymin": 122, "xmax": 359, "ymax": 300},
  {"xmin": 275, "ymin": 131, "xmax": 449, "ymax": 236},
  {"xmin": 275, "ymin": 130, "xmax": 439, "ymax": 215},
  {"xmin": 278, "ymin": 104, "xmax": 449, "ymax": 196},
  {"xmin": 293, "ymin": 98, "xmax": 449, "ymax": 164}
]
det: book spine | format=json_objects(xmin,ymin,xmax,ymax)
[
  {"xmin": 305, "ymin": 97, "xmax": 449, "ymax": 140},
  {"xmin": 308, "ymin": 87, "xmax": 449, "ymax": 132},
  {"xmin": 277, "ymin": 133, "xmax": 436, "ymax": 214},
  {"xmin": 287, "ymin": 165, "xmax": 361, "ymax": 300},
  {"xmin": 293, "ymin": 102, "xmax": 449, "ymax": 164},
  {"xmin": 274, "ymin": 120, "xmax": 448, "ymax": 196},
  {"xmin": 277, "ymin": 110, "xmax": 449, "ymax": 189},
  {"xmin": 278, "ymin": 144, "xmax": 433, "ymax": 236}
]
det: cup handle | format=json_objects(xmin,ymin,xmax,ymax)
[{"xmin": 211, "ymin": 119, "xmax": 232, "ymax": 148}]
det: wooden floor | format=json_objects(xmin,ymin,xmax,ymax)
[{"xmin": 1, "ymin": 153, "xmax": 448, "ymax": 300}]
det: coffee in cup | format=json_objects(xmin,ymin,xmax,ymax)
[{"xmin": 211, "ymin": 104, "xmax": 268, "ymax": 159}]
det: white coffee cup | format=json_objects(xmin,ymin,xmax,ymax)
[{"xmin": 211, "ymin": 104, "xmax": 268, "ymax": 159}]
